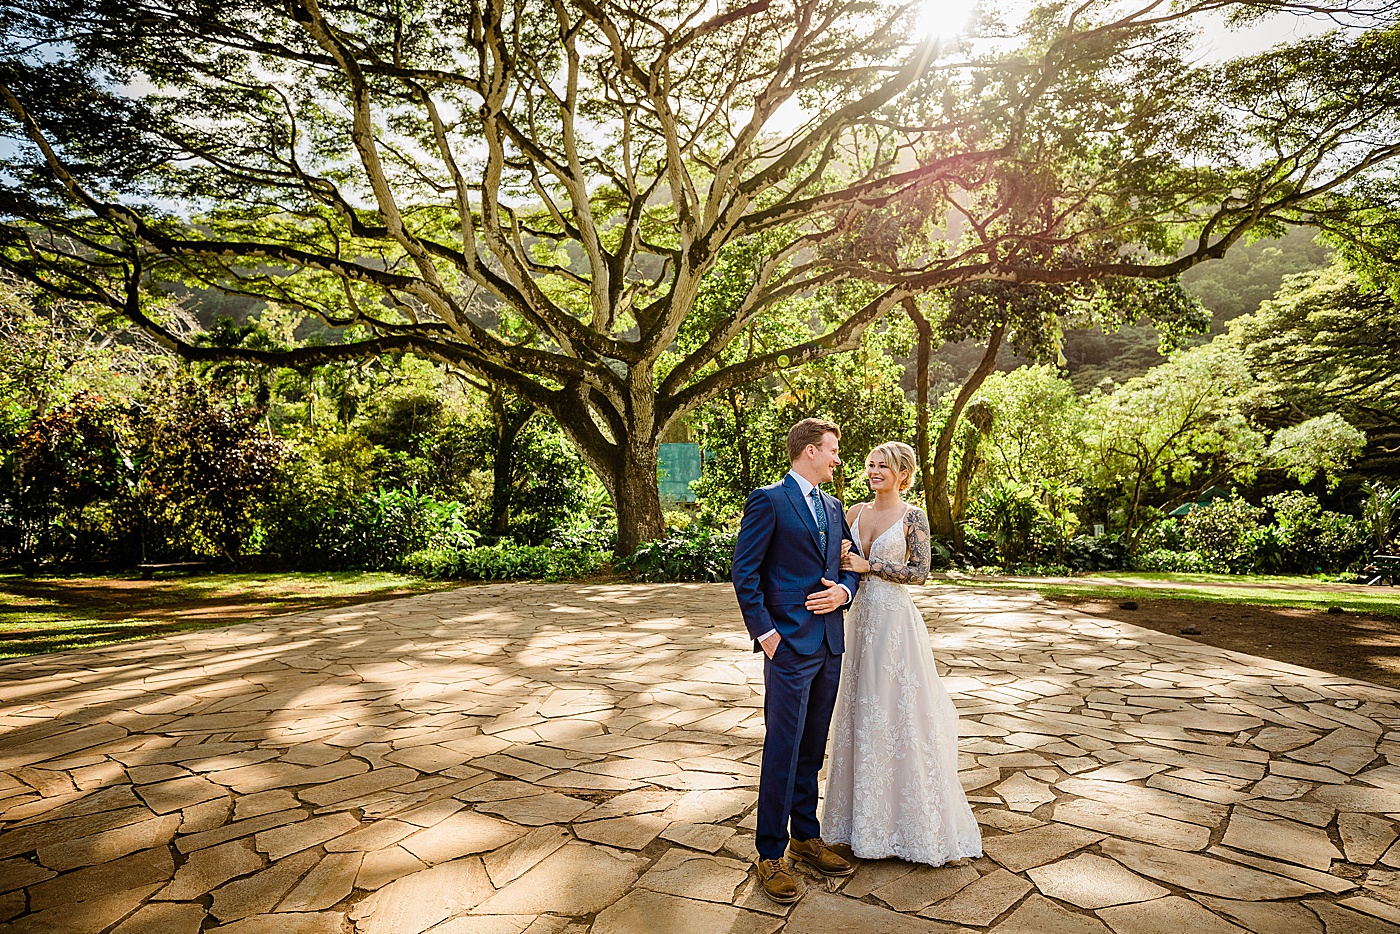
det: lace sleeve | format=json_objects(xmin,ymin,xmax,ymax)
[{"xmin": 867, "ymin": 507, "xmax": 932, "ymax": 585}]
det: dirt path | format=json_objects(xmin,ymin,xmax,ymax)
[{"xmin": 1058, "ymin": 595, "xmax": 1400, "ymax": 689}]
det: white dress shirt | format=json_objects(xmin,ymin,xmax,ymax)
[{"xmin": 757, "ymin": 471, "xmax": 852, "ymax": 644}]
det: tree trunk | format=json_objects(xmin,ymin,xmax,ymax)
[
  {"xmin": 904, "ymin": 299, "xmax": 937, "ymax": 523},
  {"xmin": 928, "ymin": 322, "xmax": 1006, "ymax": 540},
  {"xmin": 614, "ymin": 435, "xmax": 666, "ymax": 555},
  {"xmin": 727, "ymin": 388, "xmax": 752, "ymax": 492},
  {"xmin": 487, "ymin": 390, "xmax": 533, "ymax": 536},
  {"xmin": 551, "ymin": 381, "xmax": 666, "ymax": 556},
  {"xmin": 948, "ymin": 401, "xmax": 994, "ymax": 548}
]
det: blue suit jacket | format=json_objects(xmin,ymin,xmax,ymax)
[{"xmin": 731, "ymin": 474, "xmax": 861, "ymax": 656}]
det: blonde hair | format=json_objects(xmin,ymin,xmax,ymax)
[{"xmin": 868, "ymin": 441, "xmax": 918, "ymax": 492}]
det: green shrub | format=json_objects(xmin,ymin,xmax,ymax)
[
  {"xmin": 1133, "ymin": 548, "xmax": 1210, "ymax": 572},
  {"xmin": 1065, "ymin": 533, "xmax": 1127, "ymax": 572},
  {"xmin": 400, "ymin": 542, "xmax": 606, "ymax": 581},
  {"xmin": 264, "ymin": 484, "xmax": 478, "ymax": 570},
  {"xmin": 620, "ymin": 530, "xmax": 738, "ymax": 582},
  {"xmin": 1264, "ymin": 491, "xmax": 1371, "ymax": 572},
  {"xmin": 1181, "ymin": 494, "xmax": 1264, "ymax": 573},
  {"xmin": 967, "ymin": 480, "xmax": 1048, "ymax": 567}
]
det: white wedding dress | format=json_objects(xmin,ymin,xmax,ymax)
[{"xmin": 822, "ymin": 504, "xmax": 983, "ymax": 865}]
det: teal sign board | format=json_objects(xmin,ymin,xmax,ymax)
[{"xmin": 658, "ymin": 443, "xmax": 702, "ymax": 502}]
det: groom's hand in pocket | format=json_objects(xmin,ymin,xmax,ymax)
[
  {"xmin": 805, "ymin": 578, "xmax": 846, "ymax": 614},
  {"xmin": 759, "ymin": 631, "xmax": 781, "ymax": 658}
]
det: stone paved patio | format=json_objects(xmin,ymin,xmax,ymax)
[{"xmin": 3, "ymin": 583, "xmax": 1400, "ymax": 933}]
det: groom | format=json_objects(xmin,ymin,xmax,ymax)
[{"xmin": 731, "ymin": 417, "xmax": 860, "ymax": 903}]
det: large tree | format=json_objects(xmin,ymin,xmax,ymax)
[{"xmin": 2, "ymin": 0, "xmax": 1399, "ymax": 550}]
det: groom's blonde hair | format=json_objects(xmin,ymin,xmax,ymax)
[{"xmin": 869, "ymin": 441, "xmax": 918, "ymax": 492}]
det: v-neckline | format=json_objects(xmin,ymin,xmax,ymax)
[{"xmin": 856, "ymin": 503, "xmax": 907, "ymax": 557}]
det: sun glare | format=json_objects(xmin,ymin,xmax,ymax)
[{"xmin": 915, "ymin": 0, "xmax": 979, "ymax": 39}]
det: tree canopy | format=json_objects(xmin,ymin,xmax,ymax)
[{"xmin": 3, "ymin": 0, "xmax": 1399, "ymax": 548}]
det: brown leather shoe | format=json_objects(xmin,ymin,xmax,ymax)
[
  {"xmin": 756, "ymin": 857, "xmax": 800, "ymax": 903},
  {"xmin": 788, "ymin": 836, "xmax": 854, "ymax": 877}
]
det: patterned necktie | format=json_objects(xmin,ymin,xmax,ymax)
[{"xmin": 810, "ymin": 488, "xmax": 827, "ymax": 555}]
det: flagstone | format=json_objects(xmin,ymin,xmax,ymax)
[
  {"xmin": 179, "ymin": 793, "xmax": 232, "ymax": 834},
  {"xmin": 1053, "ymin": 799, "xmax": 1209, "ymax": 850},
  {"xmin": 1055, "ymin": 778, "xmax": 1226, "ymax": 827},
  {"xmin": 1341, "ymin": 895, "xmax": 1400, "ymax": 926},
  {"xmin": 386, "ymin": 744, "xmax": 471, "ymax": 773},
  {"xmin": 214, "ymin": 911, "xmax": 347, "ymax": 934},
  {"xmin": 1028, "ymin": 854, "xmax": 1168, "ymax": 909},
  {"xmin": 1342, "ymin": 814, "xmax": 1400, "ymax": 865},
  {"xmin": 1141, "ymin": 710, "xmax": 1263, "ymax": 733},
  {"xmin": 471, "ymin": 842, "xmax": 641, "ymax": 916},
  {"xmin": 1288, "ymin": 727, "xmax": 1381, "ymax": 774},
  {"xmin": 592, "ymin": 889, "xmax": 782, "ymax": 934},
  {"xmin": 349, "ymin": 858, "xmax": 493, "ymax": 934},
  {"xmin": 12, "ymin": 784, "xmax": 142, "ymax": 826},
  {"xmin": 324, "ymin": 818, "xmax": 418, "ymax": 852},
  {"xmin": 355, "ymin": 844, "xmax": 428, "ymax": 890},
  {"xmin": 1253, "ymin": 727, "xmax": 1322, "ymax": 753},
  {"xmin": 397, "ymin": 810, "xmax": 525, "ymax": 864},
  {"xmin": 575, "ymin": 814, "xmax": 669, "ymax": 849},
  {"xmin": 2, "ymin": 883, "xmax": 161, "ymax": 934},
  {"xmin": 0, "ymin": 804, "xmax": 156, "ymax": 860},
  {"xmin": 14, "ymin": 583, "xmax": 1400, "ymax": 932},
  {"xmin": 255, "ymin": 812, "xmax": 359, "ymax": 860},
  {"xmin": 989, "ymin": 894, "xmax": 1112, "ymax": 934},
  {"xmin": 841, "ymin": 857, "xmax": 917, "ymax": 897},
  {"xmin": 1195, "ymin": 897, "xmax": 1324, "ymax": 934},
  {"xmin": 484, "ymin": 825, "xmax": 572, "ymax": 887},
  {"xmin": 277, "ymin": 851, "xmax": 359, "ymax": 911},
  {"xmin": 1245, "ymin": 797, "xmax": 1336, "ymax": 826},
  {"xmin": 1220, "ymin": 809, "xmax": 1342, "ymax": 870},
  {"xmin": 920, "ymin": 867, "xmax": 1032, "ymax": 926},
  {"xmin": 108, "ymin": 902, "xmax": 207, "ymax": 934},
  {"xmin": 983, "ymin": 824, "xmax": 1104, "ymax": 872},
  {"xmin": 209, "ymin": 849, "xmax": 321, "ymax": 922},
  {"xmin": 635, "ymin": 848, "xmax": 750, "ymax": 903},
  {"xmin": 27, "ymin": 844, "xmax": 174, "ymax": 910},
  {"xmin": 1076, "ymin": 762, "xmax": 1171, "ymax": 782},
  {"xmin": 427, "ymin": 917, "xmax": 548, "ymax": 934},
  {"xmin": 474, "ymin": 792, "xmax": 589, "ymax": 826},
  {"xmin": 298, "ymin": 766, "xmax": 417, "ymax": 807},
  {"xmin": 1306, "ymin": 899, "xmax": 1400, "ymax": 933},
  {"xmin": 660, "ymin": 821, "xmax": 737, "ymax": 852},
  {"xmin": 157, "ymin": 837, "xmax": 263, "ymax": 900},
  {"xmin": 1096, "ymin": 895, "xmax": 1247, "ymax": 934},
  {"xmin": 871, "ymin": 862, "xmax": 981, "ymax": 912},
  {"xmin": 176, "ymin": 807, "xmax": 307, "ymax": 853},
  {"xmin": 996, "ymin": 773, "xmax": 1056, "ymax": 812},
  {"xmin": 659, "ymin": 789, "xmax": 756, "ymax": 824},
  {"xmin": 1208, "ymin": 845, "xmax": 1357, "ymax": 893},
  {"xmin": 1269, "ymin": 760, "xmax": 1351, "ymax": 784},
  {"xmin": 35, "ymin": 812, "xmax": 180, "ymax": 870},
  {"xmin": 786, "ymin": 890, "xmax": 957, "ymax": 934},
  {"xmin": 1315, "ymin": 784, "xmax": 1400, "ymax": 812},
  {"xmin": 1100, "ymin": 838, "xmax": 1319, "ymax": 900},
  {"xmin": 234, "ymin": 789, "xmax": 300, "ymax": 821},
  {"xmin": 1144, "ymin": 773, "xmax": 1248, "ymax": 805},
  {"xmin": 0, "ymin": 856, "xmax": 56, "ymax": 892}
]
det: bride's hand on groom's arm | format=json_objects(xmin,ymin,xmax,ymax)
[{"xmin": 840, "ymin": 542, "xmax": 870, "ymax": 574}]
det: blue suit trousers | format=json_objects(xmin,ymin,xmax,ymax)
[{"xmin": 756, "ymin": 636, "xmax": 842, "ymax": 861}]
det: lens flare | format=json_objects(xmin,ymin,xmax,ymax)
[{"xmin": 915, "ymin": 0, "xmax": 978, "ymax": 39}]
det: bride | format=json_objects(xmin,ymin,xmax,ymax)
[{"xmin": 822, "ymin": 440, "xmax": 982, "ymax": 865}]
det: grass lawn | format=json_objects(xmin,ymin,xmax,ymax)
[
  {"xmin": 0, "ymin": 571, "xmax": 461, "ymax": 659},
  {"xmin": 941, "ymin": 571, "xmax": 1400, "ymax": 620}
]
